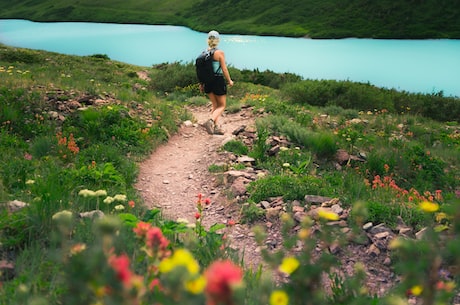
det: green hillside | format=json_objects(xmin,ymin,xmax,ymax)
[{"xmin": 0, "ymin": 0, "xmax": 459, "ymax": 38}]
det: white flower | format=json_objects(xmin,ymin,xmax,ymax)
[
  {"xmin": 114, "ymin": 205, "xmax": 125, "ymax": 211},
  {"xmin": 113, "ymin": 194, "xmax": 127, "ymax": 202},
  {"xmin": 280, "ymin": 146, "xmax": 289, "ymax": 151},
  {"xmin": 282, "ymin": 163, "xmax": 291, "ymax": 168},
  {"xmin": 25, "ymin": 180, "xmax": 35, "ymax": 185},
  {"xmin": 52, "ymin": 210, "xmax": 73, "ymax": 222},
  {"xmin": 103, "ymin": 196, "xmax": 115, "ymax": 204},
  {"xmin": 79, "ymin": 189, "xmax": 96, "ymax": 197},
  {"xmin": 95, "ymin": 190, "xmax": 107, "ymax": 197}
]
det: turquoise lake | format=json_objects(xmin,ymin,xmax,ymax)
[{"xmin": 1, "ymin": 19, "xmax": 459, "ymax": 97}]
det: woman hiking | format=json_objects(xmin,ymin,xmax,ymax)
[{"xmin": 201, "ymin": 30, "xmax": 234, "ymax": 135}]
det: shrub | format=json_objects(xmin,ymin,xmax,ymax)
[
  {"xmin": 223, "ymin": 140, "xmax": 249, "ymax": 156},
  {"xmin": 247, "ymin": 174, "xmax": 322, "ymax": 202},
  {"xmin": 149, "ymin": 62, "xmax": 196, "ymax": 93}
]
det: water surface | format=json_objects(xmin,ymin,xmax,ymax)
[{"xmin": 1, "ymin": 19, "xmax": 459, "ymax": 97}]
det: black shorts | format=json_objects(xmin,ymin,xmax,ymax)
[{"xmin": 204, "ymin": 75, "xmax": 227, "ymax": 96}]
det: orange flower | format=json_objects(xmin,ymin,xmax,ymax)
[
  {"xmin": 204, "ymin": 260, "xmax": 243, "ymax": 305},
  {"xmin": 133, "ymin": 221, "xmax": 152, "ymax": 238},
  {"xmin": 128, "ymin": 200, "xmax": 135, "ymax": 208}
]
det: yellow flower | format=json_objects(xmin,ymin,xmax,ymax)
[
  {"xmin": 279, "ymin": 256, "xmax": 300, "ymax": 275},
  {"xmin": 419, "ymin": 201, "xmax": 439, "ymax": 213},
  {"xmin": 410, "ymin": 285, "xmax": 423, "ymax": 296},
  {"xmin": 317, "ymin": 208, "xmax": 339, "ymax": 221},
  {"xmin": 185, "ymin": 275, "xmax": 206, "ymax": 294},
  {"xmin": 270, "ymin": 290, "xmax": 289, "ymax": 305},
  {"xmin": 388, "ymin": 237, "xmax": 404, "ymax": 250},
  {"xmin": 159, "ymin": 249, "xmax": 200, "ymax": 275}
]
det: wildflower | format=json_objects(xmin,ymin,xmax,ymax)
[
  {"xmin": 149, "ymin": 278, "xmax": 162, "ymax": 291},
  {"xmin": 204, "ymin": 260, "xmax": 243, "ymax": 305},
  {"xmin": 280, "ymin": 146, "xmax": 289, "ymax": 151},
  {"xmin": 113, "ymin": 194, "xmax": 127, "ymax": 202},
  {"xmin": 279, "ymin": 256, "xmax": 300, "ymax": 275},
  {"xmin": 419, "ymin": 201, "xmax": 439, "ymax": 213},
  {"xmin": 52, "ymin": 210, "xmax": 73, "ymax": 223},
  {"xmin": 103, "ymin": 196, "xmax": 115, "ymax": 204},
  {"xmin": 114, "ymin": 204, "xmax": 125, "ymax": 211},
  {"xmin": 205, "ymin": 198, "xmax": 211, "ymax": 205},
  {"xmin": 25, "ymin": 179, "xmax": 35, "ymax": 185},
  {"xmin": 145, "ymin": 227, "xmax": 169, "ymax": 251},
  {"xmin": 297, "ymin": 228, "xmax": 310, "ymax": 240},
  {"xmin": 270, "ymin": 290, "xmax": 289, "ymax": 305},
  {"xmin": 409, "ymin": 285, "xmax": 423, "ymax": 296},
  {"xmin": 195, "ymin": 212, "xmax": 201, "ymax": 219},
  {"xmin": 133, "ymin": 221, "xmax": 152, "ymax": 237},
  {"xmin": 159, "ymin": 249, "xmax": 199, "ymax": 275},
  {"xmin": 185, "ymin": 275, "xmax": 207, "ymax": 294},
  {"xmin": 282, "ymin": 163, "xmax": 290, "ymax": 168},
  {"xmin": 94, "ymin": 189, "xmax": 107, "ymax": 197},
  {"xmin": 70, "ymin": 243, "xmax": 87, "ymax": 256},
  {"xmin": 79, "ymin": 189, "xmax": 97, "ymax": 197},
  {"xmin": 108, "ymin": 254, "xmax": 133, "ymax": 287},
  {"xmin": 24, "ymin": 153, "xmax": 32, "ymax": 160},
  {"xmin": 317, "ymin": 208, "xmax": 340, "ymax": 221},
  {"xmin": 128, "ymin": 200, "xmax": 135, "ymax": 208},
  {"xmin": 227, "ymin": 219, "xmax": 236, "ymax": 226}
]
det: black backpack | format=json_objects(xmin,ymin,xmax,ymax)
[{"xmin": 195, "ymin": 48, "xmax": 217, "ymax": 85}]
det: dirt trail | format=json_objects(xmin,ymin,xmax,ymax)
[{"xmin": 135, "ymin": 105, "xmax": 262, "ymax": 267}]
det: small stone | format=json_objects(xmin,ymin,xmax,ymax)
[
  {"xmin": 374, "ymin": 231, "xmax": 390, "ymax": 239},
  {"xmin": 362, "ymin": 222, "xmax": 373, "ymax": 230},
  {"xmin": 367, "ymin": 244, "xmax": 381, "ymax": 257}
]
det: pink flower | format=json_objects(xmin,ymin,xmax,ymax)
[
  {"xmin": 205, "ymin": 198, "xmax": 211, "ymax": 205},
  {"xmin": 108, "ymin": 254, "xmax": 133, "ymax": 287},
  {"xmin": 204, "ymin": 260, "xmax": 243, "ymax": 305},
  {"xmin": 128, "ymin": 200, "xmax": 135, "ymax": 208},
  {"xmin": 195, "ymin": 212, "xmax": 201, "ymax": 220},
  {"xmin": 145, "ymin": 227, "xmax": 169, "ymax": 251}
]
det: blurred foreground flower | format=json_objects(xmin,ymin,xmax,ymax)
[
  {"xmin": 419, "ymin": 201, "xmax": 439, "ymax": 213},
  {"xmin": 204, "ymin": 260, "xmax": 243, "ymax": 305},
  {"xmin": 159, "ymin": 249, "xmax": 199, "ymax": 275},
  {"xmin": 317, "ymin": 208, "xmax": 339, "ymax": 221},
  {"xmin": 270, "ymin": 290, "xmax": 289, "ymax": 305},
  {"xmin": 279, "ymin": 256, "xmax": 300, "ymax": 275}
]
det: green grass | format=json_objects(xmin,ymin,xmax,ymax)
[
  {"xmin": 0, "ymin": 0, "xmax": 459, "ymax": 38},
  {"xmin": 1, "ymin": 44, "xmax": 460, "ymax": 304}
]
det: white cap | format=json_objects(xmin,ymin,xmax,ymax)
[{"xmin": 208, "ymin": 30, "xmax": 220, "ymax": 39}]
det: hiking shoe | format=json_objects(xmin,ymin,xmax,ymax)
[
  {"xmin": 213, "ymin": 125, "xmax": 225, "ymax": 135},
  {"xmin": 203, "ymin": 119, "xmax": 214, "ymax": 135}
]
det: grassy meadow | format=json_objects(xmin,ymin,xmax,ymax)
[
  {"xmin": 0, "ymin": 44, "xmax": 460, "ymax": 304},
  {"xmin": 0, "ymin": 0, "xmax": 459, "ymax": 38}
]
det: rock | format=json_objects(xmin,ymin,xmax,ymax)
[
  {"xmin": 331, "ymin": 204, "xmax": 344, "ymax": 215},
  {"xmin": 237, "ymin": 155, "xmax": 255, "ymax": 164},
  {"xmin": 362, "ymin": 222, "xmax": 373, "ymax": 230},
  {"xmin": 0, "ymin": 260, "xmax": 15, "ymax": 281},
  {"xmin": 304, "ymin": 195, "xmax": 333, "ymax": 205},
  {"xmin": 367, "ymin": 244, "xmax": 381, "ymax": 257},
  {"xmin": 231, "ymin": 177, "xmax": 250, "ymax": 196},
  {"xmin": 369, "ymin": 223, "xmax": 392, "ymax": 235},
  {"xmin": 232, "ymin": 125, "xmax": 246, "ymax": 136},
  {"xmin": 6, "ymin": 200, "xmax": 29, "ymax": 212},
  {"xmin": 79, "ymin": 210, "xmax": 105, "ymax": 219},
  {"xmin": 374, "ymin": 231, "xmax": 390, "ymax": 239},
  {"xmin": 260, "ymin": 201, "xmax": 271, "ymax": 209},
  {"xmin": 321, "ymin": 197, "xmax": 341, "ymax": 207},
  {"xmin": 416, "ymin": 227, "xmax": 428, "ymax": 240}
]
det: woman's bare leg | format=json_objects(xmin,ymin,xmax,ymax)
[{"xmin": 210, "ymin": 94, "xmax": 226, "ymax": 125}]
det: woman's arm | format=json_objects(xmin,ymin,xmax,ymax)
[{"xmin": 215, "ymin": 50, "xmax": 234, "ymax": 87}]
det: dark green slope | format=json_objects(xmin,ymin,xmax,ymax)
[{"xmin": 0, "ymin": 0, "xmax": 459, "ymax": 38}]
